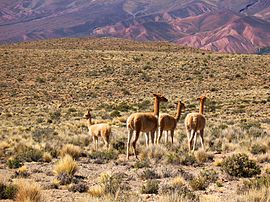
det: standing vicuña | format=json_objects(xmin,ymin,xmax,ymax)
[
  {"xmin": 158, "ymin": 100, "xmax": 185, "ymax": 144},
  {"xmin": 126, "ymin": 94, "xmax": 168, "ymax": 159},
  {"xmin": 185, "ymin": 96, "xmax": 206, "ymax": 151},
  {"xmin": 84, "ymin": 110, "xmax": 111, "ymax": 150}
]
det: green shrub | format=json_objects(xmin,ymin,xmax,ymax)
[
  {"xmin": 112, "ymin": 138, "xmax": 126, "ymax": 154},
  {"xmin": 133, "ymin": 160, "xmax": 150, "ymax": 169},
  {"xmin": 221, "ymin": 153, "xmax": 261, "ymax": 177},
  {"xmin": 90, "ymin": 149, "xmax": 118, "ymax": 163},
  {"xmin": 16, "ymin": 148, "xmax": 43, "ymax": 162},
  {"xmin": 141, "ymin": 180, "xmax": 159, "ymax": 194},
  {"xmin": 99, "ymin": 172, "xmax": 124, "ymax": 195},
  {"xmin": 250, "ymin": 143, "xmax": 267, "ymax": 155},
  {"xmin": 140, "ymin": 169, "xmax": 160, "ymax": 180},
  {"xmin": 160, "ymin": 182, "xmax": 198, "ymax": 201},
  {"xmin": 7, "ymin": 157, "xmax": 22, "ymax": 169},
  {"xmin": 0, "ymin": 182, "xmax": 17, "ymax": 199},
  {"xmin": 189, "ymin": 176, "xmax": 208, "ymax": 191}
]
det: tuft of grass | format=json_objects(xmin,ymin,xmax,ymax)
[
  {"xmin": 90, "ymin": 149, "xmax": 118, "ymax": 163},
  {"xmin": 60, "ymin": 144, "xmax": 81, "ymax": 160},
  {"xmin": 140, "ymin": 145, "xmax": 167, "ymax": 161},
  {"xmin": 88, "ymin": 185, "xmax": 105, "ymax": 197},
  {"xmin": 43, "ymin": 152, "xmax": 52, "ymax": 163},
  {"xmin": 14, "ymin": 179, "xmax": 42, "ymax": 202},
  {"xmin": 54, "ymin": 155, "xmax": 78, "ymax": 178},
  {"xmin": 68, "ymin": 183, "xmax": 89, "ymax": 193}
]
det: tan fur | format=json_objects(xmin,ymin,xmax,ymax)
[
  {"xmin": 84, "ymin": 110, "xmax": 111, "ymax": 150},
  {"xmin": 158, "ymin": 100, "xmax": 185, "ymax": 144},
  {"xmin": 126, "ymin": 94, "xmax": 168, "ymax": 159},
  {"xmin": 185, "ymin": 96, "xmax": 206, "ymax": 151}
]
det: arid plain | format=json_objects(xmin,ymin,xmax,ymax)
[{"xmin": 0, "ymin": 38, "xmax": 269, "ymax": 201}]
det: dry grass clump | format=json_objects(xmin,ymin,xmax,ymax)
[
  {"xmin": 42, "ymin": 152, "xmax": 52, "ymax": 162},
  {"xmin": 60, "ymin": 144, "xmax": 81, "ymax": 160},
  {"xmin": 236, "ymin": 187, "xmax": 270, "ymax": 202},
  {"xmin": 194, "ymin": 149, "xmax": 214, "ymax": 164},
  {"xmin": 88, "ymin": 185, "xmax": 105, "ymax": 198},
  {"xmin": 140, "ymin": 145, "xmax": 167, "ymax": 161},
  {"xmin": 14, "ymin": 179, "xmax": 43, "ymax": 202},
  {"xmin": 54, "ymin": 155, "xmax": 78, "ymax": 185}
]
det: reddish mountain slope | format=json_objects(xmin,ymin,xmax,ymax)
[{"xmin": 0, "ymin": 0, "xmax": 270, "ymax": 53}]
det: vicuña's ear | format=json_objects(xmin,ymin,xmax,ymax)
[
  {"xmin": 196, "ymin": 97, "xmax": 201, "ymax": 100},
  {"xmin": 153, "ymin": 93, "xmax": 159, "ymax": 97}
]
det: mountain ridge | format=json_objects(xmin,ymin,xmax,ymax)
[{"xmin": 1, "ymin": 0, "xmax": 270, "ymax": 53}]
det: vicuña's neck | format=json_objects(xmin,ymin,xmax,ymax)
[
  {"xmin": 153, "ymin": 97, "xmax": 159, "ymax": 117},
  {"xmin": 199, "ymin": 100, "xmax": 205, "ymax": 114},
  {"xmin": 88, "ymin": 117, "xmax": 93, "ymax": 125},
  {"xmin": 175, "ymin": 103, "xmax": 182, "ymax": 122}
]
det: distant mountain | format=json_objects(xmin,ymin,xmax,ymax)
[{"xmin": 1, "ymin": 0, "xmax": 270, "ymax": 53}]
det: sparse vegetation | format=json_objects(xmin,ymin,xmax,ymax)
[{"xmin": 0, "ymin": 38, "xmax": 269, "ymax": 201}]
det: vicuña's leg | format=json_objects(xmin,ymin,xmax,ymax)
[
  {"xmin": 171, "ymin": 130, "xmax": 174, "ymax": 144},
  {"xmin": 192, "ymin": 132, "xmax": 197, "ymax": 152},
  {"xmin": 104, "ymin": 135, "xmax": 110, "ymax": 149},
  {"xmin": 126, "ymin": 129, "xmax": 133, "ymax": 159},
  {"xmin": 199, "ymin": 129, "xmax": 205, "ymax": 150},
  {"xmin": 158, "ymin": 128, "xmax": 163, "ymax": 144},
  {"xmin": 92, "ymin": 136, "xmax": 98, "ymax": 150},
  {"xmin": 132, "ymin": 131, "xmax": 140, "ymax": 159},
  {"xmin": 189, "ymin": 129, "xmax": 196, "ymax": 152},
  {"xmin": 145, "ymin": 132, "xmax": 150, "ymax": 146},
  {"xmin": 165, "ymin": 131, "xmax": 168, "ymax": 144},
  {"xmin": 151, "ymin": 130, "xmax": 155, "ymax": 144}
]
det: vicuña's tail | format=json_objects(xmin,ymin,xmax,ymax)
[{"xmin": 193, "ymin": 116, "xmax": 198, "ymax": 131}]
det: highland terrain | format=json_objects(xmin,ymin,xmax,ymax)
[{"xmin": 0, "ymin": 38, "xmax": 270, "ymax": 201}]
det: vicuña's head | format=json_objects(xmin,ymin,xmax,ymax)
[
  {"xmin": 197, "ymin": 95, "xmax": 207, "ymax": 102},
  {"xmin": 175, "ymin": 100, "xmax": 185, "ymax": 109},
  {"xmin": 153, "ymin": 93, "xmax": 168, "ymax": 102},
  {"xmin": 84, "ymin": 109, "xmax": 92, "ymax": 120}
]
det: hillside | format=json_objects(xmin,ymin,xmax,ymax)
[
  {"xmin": 1, "ymin": 0, "xmax": 270, "ymax": 53},
  {"xmin": 0, "ymin": 38, "xmax": 270, "ymax": 201}
]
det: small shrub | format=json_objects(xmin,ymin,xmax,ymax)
[
  {"xmin": 141, "ymin": 180, "xmax": 159, "ymax": 194},
  {"xmin": 15, "ymin": 179, "xmax": 42, "ymax": 202},
  {"xmin": 179, "ymin": 153, "xmax": 197, "ymax": 166},
  {"xmin": 189, "ymin": 176, "xmax": 208, "ymax": 191},
  {"xmin": 54, "ymin": 155, "xmax": 78, "ymax": 180},
  {"xmin": 140, "ymin": 169, "xmax": 160, "ymax": 180},
  {"xmin": 99, "ymin": 172, "xmax": 123, "ymax": 195},
  {"xmin": 133, "ymin": 160, "xmax": 150, "ymax": 169},
  {"xmin": 250, "ymin": 143, "xmax": 267, "ymax": 155},
  {"xmin": 68, "ymin": 183, "xmax": 89, "ymax": 193},
  {"xmin": 16, "ymin": 148, "xmax": 43, "ymax": 162},
  {"xmin": 160, "ymin": 180, "xmax": 198, "ymax": 201},
  {"xmin": 194, "ymin": 149, "xmax": 213, "ymax": 163},
  {"xmin": 90, "ymin": 149, "xmax": 118, "ymax": 163},
  {"xmin": 0, "ymin": 182, "xmax": 17, "ymax": 199},
  {"xmin": 221, "ymin": 153, "xmax": 261, "ymax": 177},
  {"xmin": 111, "ymin": 138, "xmax": 126, "ymax": 154},
  {"xmin": 189, "ymin": 169, "xmax": 218, "ymax": 191},
  {"xmin": 7, "ymin": 157, "xmax": 22, "ymax": 169},
  {"xmin": 60, "ymin": 144, "xmax": 81, "ymax": 160}
]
